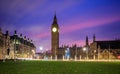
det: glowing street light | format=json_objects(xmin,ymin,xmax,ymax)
[
  {"xmin": 83, "ymin": 47, "xmax": 88, "ymax": 60},
  {"xmin": 83, "ymin": 47, "xmax": 86, "ymax": 51},
  {"xmin": 94, "ymin": 50, "xmax": 96, "ymax": 60},
  {"xmin": 39, "ymin": 46, "xmax": 43, "ymax": 51},
  {"xmin": 39, "ymin": 46, "xmax": 44, "ymax": 59}
]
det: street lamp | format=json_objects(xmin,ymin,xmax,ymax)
[
  {"xmin": 83, "ymin": 47, "xmax": 88, "ymax": 60},
  {"xmin": 83, "ymin": 47, "xmax": 86, "ymax": 51},
  {"xmin": 39, "ymin": 46, "xmax": 43, "ymax": 51},
  {"xmin": 94, "ymin": 50, "xmax": 96, "ymax": 60},
  {"xmin": 39, "ymin": 46, "xmax": 43, "ymax": 59}
]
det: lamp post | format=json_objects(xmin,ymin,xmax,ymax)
[
  {"xmin": 83, "ymin": 47, "xmax": 88, "ymax": 60},
  {"xmin": 83, "ymin": 47, "xmax": 86, "ymax": 59},
  {"xmin": 94, "ymin": 50, "xmax": 96, "ymax": 60},
  {"xmin": 39, "ymin": 46, "xmax": 43, "ymax": 51},
  {"xmin": 39, "ymin": 46, "xmax": 43, "ymax": 59}
]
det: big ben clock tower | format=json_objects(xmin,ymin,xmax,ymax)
[{"xmin": 51, "ymin": 14, "xmax": 59, "ymax": 58}]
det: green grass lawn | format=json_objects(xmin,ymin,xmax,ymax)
[{"xmin": 0, "ymin": 60, "xmax": 120, "ymax": 74}]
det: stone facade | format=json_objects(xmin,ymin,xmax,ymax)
[
  {"xmin": 58, "ymin": 35, "xmax": 120, "ymax": 60},
  {"xmin": 89, "ymin": 35, "xmax": 120, "ymax": 59},
  {"xmin": 0, "ymin": 28, "xmax": 4, "ymax": 59},
  {"xmin": 0, "ymin": 28, "xmax": 36, "ymax": 60}
]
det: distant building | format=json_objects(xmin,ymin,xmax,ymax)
[
  {"xmin": 90, "ymin": 34, "xmax": 120, "ymax": 59},
  {"xmin": 58, "ymin": 45, "xmax": 82, "ymax": 59},
  {"xmin": 0, "ymin": 28, "xmax": 36, "ymax": 60}
]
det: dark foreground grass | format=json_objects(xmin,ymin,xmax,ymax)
[{"xmin": 0, "ymin": 61, "xmax": 120, "ymax": 74}]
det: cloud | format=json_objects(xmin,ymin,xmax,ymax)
[
  {"xmin": 35, "ymin": 0, "xmax": 81, "ymax": 15},
  {"xmin": 60, "ymin": 39, "xmax": 85, "ymax": 47},
  {"xmin": 33, "ymin": 14, "xmax": 120, "ymax": 51},
  {"xmin": 61, "ymin": 15, "xmax": 120, "ymax": 34},
  {"xmin": 32, "ymin": 13, "xmax": 120, "ymax": 42},
  {"xmin": 0, "ymin": 0, "xmax": 46, "ymax": 18},
  {"xmin": 36, "ymin": 32, "xmax": 50, "ymax": 39}
]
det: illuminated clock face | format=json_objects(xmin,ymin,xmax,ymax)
[{"xmin": 52, "ymin": 27, "xmax": 57, "ymax": 32}]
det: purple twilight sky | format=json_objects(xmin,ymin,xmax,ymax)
[{"xmin": 0, "ymin": 0, "xmax": 120, "ymax": 52}]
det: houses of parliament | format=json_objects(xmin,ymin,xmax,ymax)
[
  {"xmin": 0, "ymin": 29, "xmax": 36, "ymax": 60},
  {"xmin": 51, "ymin": 14, "xmax": 120, "ymax": 60},
  {"xmin": 0, "ymin": 14, "xmax": 120, "ymax": 60}
]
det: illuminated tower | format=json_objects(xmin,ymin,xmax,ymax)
[{"xmin": 51, "ymin": 14, "xmax": 59, "ymax": 57}]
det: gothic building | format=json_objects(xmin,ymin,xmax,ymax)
[
  {"xmin": 90, "ymin": 35, "xmax": 120, "ymax": 59},
  {"xmin": 51, "ymin": 14, "xmax": 59, "ymax": 58},
  {"xmin": 0, "ymin": 28, "xmax": 36, "ymax": 60},
  {"xmin": 51, "ymin": 14, "xmax": 82, "ymax": 59},
  {"xmin": 0, "ymin": 29, "xmax": 10, "ymax": 60},
  {"xmin": 50, "ymin": 15, "xmax": 120, "ymax": 60}
]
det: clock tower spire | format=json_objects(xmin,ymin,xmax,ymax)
[
  {"xmin": 51, "ymin": 14, "xmax": 59, "ymax": 58},
  {"xmin": 53, "ymin": 13, "xmax": 57, "ymax": 24}
]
